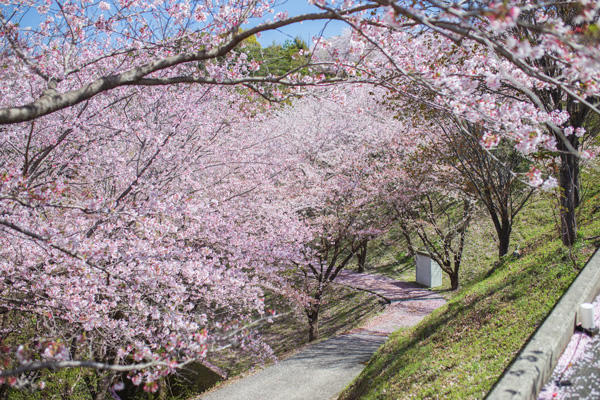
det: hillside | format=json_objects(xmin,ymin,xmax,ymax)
[{"xmin": 339, "ymin": 168, "xmax": 600, "ymax": 400}]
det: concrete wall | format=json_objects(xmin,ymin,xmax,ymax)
[{"xmin": 486, "ymin": 248, "xmax": 600, "ymax": 400}]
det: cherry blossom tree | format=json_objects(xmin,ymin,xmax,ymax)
[
  {"xmin": 384, "ymin": 91, "xmax": 536, "ymax": 258},
  {"xmin": 317, "ymin": 0, "xmax": 600, "ymax": 246},
  {"xmin": 0, "ymin": 1, "xmax": 381, "ymax": 392},
  {"xmin": 434, "ymin": 119, "xmax": 536, "ymax": 258},
  {"xmin": 373, "ymin": 135, "xmax": 475, "ymax": 290},
  {"xmin": 3, "ymin": 0, "xmax": 598, "ymax": 395},
  {"xmin": 250, "ymin": 84, "xmax": 402, "ymax": 341},
  {"xmin": 0, "ymin": 1, "xmax": 378, "ymax": 125},
  {"xmin": 297, "ymin": 170, "xmax": 386, "ymax": 341},
  {"xmin": 0, "ymin": 81, "xmax": 315, "ymax": 396},
  {"xmin": 400, "ymin": 196, "xmax": 473, "ymax": 291}
]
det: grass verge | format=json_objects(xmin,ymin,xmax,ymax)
[{"xmin": 339, "ymin": 168, "xmax": 600, "ymax": 400}]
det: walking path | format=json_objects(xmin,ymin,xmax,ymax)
[{"xmin": 199, "ymin": 271, "xmax": 446, "ymax": 400}]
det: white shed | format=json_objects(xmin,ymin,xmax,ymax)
[{"xmin": 415, "ymin": 251, "xmax": 443, "ymax": 288}]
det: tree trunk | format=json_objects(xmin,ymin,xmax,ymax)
[
  {"xmin": 498, "ymin": 223, "xmax": 511, "ymax": 258},
  {"xmin": 94, "ymin": 376, "xmax": 112, "ymax": 400},
  {"xmin": 306, "ymin": 287, "xmax": 322, "ymax": 342},
  {"xmin": 307, "ymin": 307, "xmax": 319, "ymax": 342},
  {"xmin": 159, "ymin": 379, "xmax": 168, "ymax": 400},
  {"xmin": 0, "ymin": 384, "xmax": 8, "ymax": 400},
  {"xmin": 356, "ymin": 241, "xmax": 368, "ymax": 273},
  {"xmin": 556, "ymin": 95, "xmax": 587, "ymax": 247},
  {"xmin": 450, "ymin": 272, "xmax": 459, "ymax": 291},
  {"xmin": 558, "ymin": 136, "xmax": 580, "ymax": 247},
  {"xmin": 84, "ymin": 373, "xmax": 112, "ymax": 400},
  {"xmin": 84, "ymin": 375, "xmax": 98, "ymax": 400},
  {"xmin": 400, "ymin": 226, "xmax": 416, "ymax": 257}
]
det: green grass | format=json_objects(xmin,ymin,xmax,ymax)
[
  {"xmin": 347, "ymin": 230, "xmax": 416, "ymax": 282},
  {"xmin": 339, "ymin": 168, "xmax": 600, "ymax": 400}
]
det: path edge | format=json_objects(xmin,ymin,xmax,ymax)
[{"xmin": 486, "ymin": 247, "xmax": 600, "ymax": 400}]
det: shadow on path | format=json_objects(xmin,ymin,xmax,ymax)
[{"xmin": 199, "ymin": 271, "xmax": 446, "ymax": 400}]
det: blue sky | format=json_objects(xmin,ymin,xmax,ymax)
[
  {"xmin": 14, "ymin": 1, "xmax": 348, "ymax": 47},
  {"xmin": 247, "ymin": 1, "xmax": 348, "ymax": 46}
]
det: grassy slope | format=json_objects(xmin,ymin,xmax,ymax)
[
  {"xmin": 340, "ymin": 168, "xmax": 600, "ymax": 400},
  {"xmin": 348, "ymin": 207, "xmax": 499, "ymax": 291}
]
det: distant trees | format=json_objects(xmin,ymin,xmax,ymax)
[
  {"xmin": 299, "ymin": 185, "xmax": 383, "ymax": 341},
  {"xmin": 434, "ymin": 119, "xmax": 536, "ymax": 258},
  {"xmin": 374, "ymin": 138, "xmax": 475, "ymax": 290},
  {"xmin": 244, "ymin": 37, "xmax": 310, "ymax": 77},
  {"xmin": 252, "ymin": 85, "xmax": 401, "ymax": 340},
  {"xmin": 402, "ymin": 196, "xmax": 473, "ymax": 291}
]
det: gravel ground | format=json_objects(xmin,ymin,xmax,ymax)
[{"xmin": 198, "ymin": 271, "xmax": 446, "ymax": 400}]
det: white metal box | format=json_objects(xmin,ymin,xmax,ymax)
[{"xmin": 415, "ymin": 251, "xmax": 443, "ymax": 288}]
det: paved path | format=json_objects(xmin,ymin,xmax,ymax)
[{"xmin": 199, "ymin": 271, "xmax": 446, "ymax": 400}]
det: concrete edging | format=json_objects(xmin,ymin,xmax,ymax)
[{"xmin": 486, "ymin": 248, "xmax": 600, "ymax": 400}]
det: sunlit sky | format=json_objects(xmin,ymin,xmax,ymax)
[
  {"xmin": 15, "ymin": 1, "xmax": 348, "ymax": 47},
  {"xmin": 247, "ymin": 1, "xmax": 348, "ymax": 46}
]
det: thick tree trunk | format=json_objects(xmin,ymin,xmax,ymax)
[
  {"xmin": 558, "ymin": 135, "xmax": 580, "ymax": 247},
  {"xmin": 498, "ymin": 223, "xmax": 511, "ymax": 258},
  {"xmin": 555, "ymin": 95, "xmax": 587, "ymax": 247},
  {"xmin": 450, "ymin": 272, "xmax": 459, "ymax": 291},
  {"xmin": 356, "ymin": 241, "xmax": 368, "ymax": 273}
]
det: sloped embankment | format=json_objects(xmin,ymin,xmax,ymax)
[{"xmin": 339, "ymin": 171, "xmax": 600, "ymax": 400}]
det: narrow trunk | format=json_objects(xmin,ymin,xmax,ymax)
[
  {"xmin": 356, "ymin": 241, "xmax": 368, "ymax": 273},
  {"xmin": 400, "ymin": 227, "xmax": 416, "ymax": 257},
  {"xmin": 307, "ymin": 308, "xmax": 319, "ymax": 342},
  {"xmin": 306, "ymin": 288, "xmax": 322, "ymax": 342},
  {"xmin": 84, "ymin": 375, "xmax": 98, "ymax": 400},
  {"xmin": 159, "ymin": 379, "xmax": 168, "ymax": 400},
  {"xmin": 84, "ymin": 373, "xmax": 111, "ymax": 400},
  {"xmin": 94, "ymin": 377, "xmax": 111, "ymax": 400}
]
